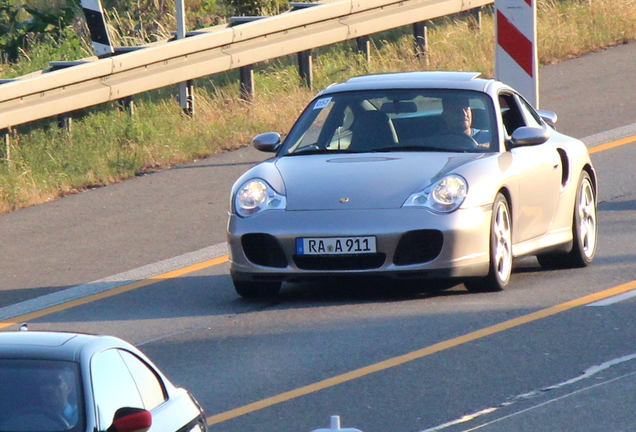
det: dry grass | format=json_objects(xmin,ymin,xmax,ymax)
[{"xmin": 538, "ymin": 0, "xmax": 636, "ymax": 63}]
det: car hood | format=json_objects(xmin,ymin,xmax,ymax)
[{"xmin": 275, "ymin": 152, "xmax": 483, "ymax": 210}]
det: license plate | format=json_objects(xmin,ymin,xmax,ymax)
[{"xmin": 296, "ymin": 236, "xmax": 376, "ymax": 255}]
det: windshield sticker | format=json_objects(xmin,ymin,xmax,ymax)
[{"xmin": 313, "ymin": 97, "xmax": 332, "ymax": 110}]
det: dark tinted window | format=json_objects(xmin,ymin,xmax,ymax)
[{"xmin": 0, "ymin": 359, "xmax": 84, "ymax": 432}]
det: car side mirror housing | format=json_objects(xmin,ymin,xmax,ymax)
[
  {"xmin": 537, "ymin": 109, "xmax": 558, "ymax": 130},
  {"xmin": 107, "ymin": 407, "xmax": 152, "ymax": 432},
  {"xmin": 509, "ymin": 126, "xmax": 550, "ymax": 148},
  {"xmin": 253, "ymin": 132, "xmax": 282, "ymax": 153}
]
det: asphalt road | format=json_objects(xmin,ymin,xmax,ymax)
[
  {"xmin": 2, "ymin": 43, "xmax": 636, "ymax": 307},
  {"xmin": 2, "ymin": 43, "xmax": 636, "ymax": 432}
]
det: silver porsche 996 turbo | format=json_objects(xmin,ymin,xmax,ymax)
[{"xmin": 227, "ymin": 71, "xmax": 598, "ymax": 298}]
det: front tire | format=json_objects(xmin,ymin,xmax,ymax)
[
  {"xmin": 465, "ymin": 193, "xmax": 512, "ymax": 293},
  {"xmin": 537, "ymin": 171, "xmax": 597, "ymax": 269},
  {"xmin": 233, "ymin": 279, "xmax": 281, "ymax": 299}
]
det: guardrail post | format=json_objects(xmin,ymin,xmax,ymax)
[
  {"xmin": 181, "ymin": 79, "xmax": 195, "ymax": 116},
  {"xmin": 240, "ymin": 65, "xmax": 255, "ymax": 101},
  {"xmin": 176, "ymin": 0, "xmax": 195, "ymax": 116},
  {"xmin": 229, "ymin": 16, "xmax": 265, "ymax": 102},
  {"xmin": 57, "ymin": 113, "xmax": 72, "ymax": 131},
  {"xmin": 467, "ymin": 6, "xmax": 482, "ymax": 31},
  {"xmin": 118, "ymin": 97, "xmax": 135, "ymax": 116},
  {"xmin": 413, "ymin": 21, "xmax": 429, "ymax": 66},
  {"xmin": 2, "ymin": 128, "xmax": 10, "ymax": 166},
  {"xmin": 356, "ymin": 36, "xmax": 371, "ymax": 65},
  {"xmin": 298, "ymin": 50, "xmax": 313, "ymax": 89}
]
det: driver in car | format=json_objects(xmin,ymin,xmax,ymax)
[
  {"xmin": 441, "ymin": 95, "xmax": 490, "ymax": 147},
  {"xmin": 37, "ymin": 370, "xmax": 78, "ymax": 428}
]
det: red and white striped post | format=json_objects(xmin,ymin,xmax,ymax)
[{"xmin": 494, "ymin": 0, "xmax": 539, "ymax": 107}]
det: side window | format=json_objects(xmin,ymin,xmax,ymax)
[
  {"xmin": 498, "ymin": 93, "xmax": 526, "ymax": 136},
  {"xmin": 119, "ymin": 350, "xmax": 167, "ymax": 411},
  {"xmin": 517, "ymin": 96, "xmax": 543, "ymax": 128},
  {"xmin": 91, "ymin": 349, "xmax": 144, "ymax": 429}
]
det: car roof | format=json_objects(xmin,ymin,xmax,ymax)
[
  {"xmin": 318, "ymin": 71, "xmax": 496, "ymax": 95},
  {"xmin": 0, "ymin": 331, "xmax": 124, "ymax": 361}
]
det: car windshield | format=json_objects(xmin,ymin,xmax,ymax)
[
  {"xmin": 281, "ymin": 89, "xmax": 498, "ymax": 155},
  {"xmin": 0, "ymin": 359, "xmax": 84, "ymax": 432}
]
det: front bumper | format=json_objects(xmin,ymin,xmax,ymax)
[{"xmin": 227, "ymin": 206, "xmax": 492, "ymax": 282}]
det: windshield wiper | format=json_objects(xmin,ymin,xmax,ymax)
[{"xmin": 287, "ymin": 148, "xmax": 357, "ymax": 156}]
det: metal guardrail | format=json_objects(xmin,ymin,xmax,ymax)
[{"xmin": 0, "ymin": 0, "xmax": 492, "ymax": 130}]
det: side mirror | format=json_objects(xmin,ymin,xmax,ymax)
[
  {"xmin": 537, "ymin": 109, "xmax": 558, "ymax": 129},
  {"xmin": 252, "ymin": 132, "xmax": 282, "ymax": 153},
  {"xmin": 509, "ymin": 126, "xmax": 550, "ymax": 148},
  {"xmin": 107, "ymin": 407, "xmax": 152, "ymax": 432}
]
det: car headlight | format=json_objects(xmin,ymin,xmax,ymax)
[
  {"xmin": 403, "ymin": 175, "xmax": 468, "ymax": 213},
  {"xmin": 234, "ymin": 179, "xmax": 286, "ymax": 217}
]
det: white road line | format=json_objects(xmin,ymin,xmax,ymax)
[
  {"xmin": 420, "ymin": 354, "xmax": 636, "ymax": 432},
  {"xmin": 0, "ymin": 242, "xmax": 228, "ymax": 322},
  {"xmin": 582, "ymin": 123, "xmax": 636, "ymax": 147},
  {"xmin": 586, "ymin": 288, "xmax": 636, "ymax": 306},
  {"xmin": 459, "ymin": 369, "xmax": 636, "ymax": 432}
]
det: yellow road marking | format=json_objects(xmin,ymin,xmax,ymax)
[
  {"xmin": 0, "ymin": 256, "xmax": 228, "ymax": 330},
  {"xmin": 204, "ymin": 134, "xmax": 636, "ymax": 425},
  {"xmin": 589, "ymin": 134, "xmax": 636, "ymax": 153},
  {"xmin": 206, "ymin": 279, "xmax": 636, "ymax": 426}
]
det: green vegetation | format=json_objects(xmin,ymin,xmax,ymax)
[
  {"xmin": 0, "ymin": 0, "xmax": 77, "ymax": 63},
  {"xmin": 0, "ymin": 0, "xmax": 635, "ymax": 213}
]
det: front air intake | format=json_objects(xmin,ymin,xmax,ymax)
[
  {"xmin": 393, "ymin": 230, "xmax": 443, "ymax": 265},
  {"xmin": 241, "ymin": 233, "xmax": 288, "ymax": 268}
]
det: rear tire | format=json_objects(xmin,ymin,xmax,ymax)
[
  {"xmin": 537, "ymin": 171, "xmax": 597, "ymax": 269},
  {"xmin": 233, "ymin": 280, "xmax": 281, "ymax": 299},
  {"xmin": 465, "ymin": 193, "xmax": 512, "ymax": 293}
]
